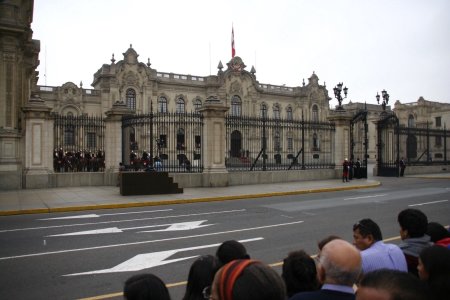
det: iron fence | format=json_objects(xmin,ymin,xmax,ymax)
[
  {"xmin": 53, "ymin": 114, "xmax": 105, "ymax": 172},
  {"xmin": 225, "ymin": 115, "xmax": 335, "ymax": 171},
  {"xmin": 122, "ymin": 112, "xmax": 204, "ymax": 173}
]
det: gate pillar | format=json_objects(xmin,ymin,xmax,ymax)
[
  {"xmin": 104, "ymin": 101, "xmax": 133, "ymax": 173},
  {"xmin": 198, "ymin": 96, "xmax": 229, "ymax": 186},
  {"xmin": 328, "ymin": 110, "xmax": 353, "ymax": 175},
  {"xmin": 22, "ymin": 94, "xmax": 53, "ymax": 188}
]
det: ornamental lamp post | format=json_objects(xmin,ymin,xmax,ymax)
[
  {"xmin": 334, "ymin": 82, "xmax": 348, "ymax": 110},
  {"xmin": 376, "ymin": 89, "xmax": 390, "ymax": 111}
]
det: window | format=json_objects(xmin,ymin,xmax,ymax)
[
  {"xmin": 64, "ymin": 125, "xmax": 75, "ymax": 146},
  {"xmin": 273, "ymin": 104, "xmax": 280, "ymax": 119},
  {"xmin": 312, "ymin": 105, "xmax": 319, "ymax": 122},
  {"xmin": 313, "ymin": 133, "xmax": 320, "ymax": 150},
  {"xmin": 177, "ymin": 128, "xmax": 185, "ymax": 150},
  {"xmin": 67, "ymin": 112, "xmax": 74, "ymax": 117},
  {"xmin": 194, "ymin": 98, "xmax": 202, "ymax": 111},
  {"xmin": 176, "ymin": 97, "xmax": 185, "ymax": 113},
  {"xmin": 231, "ymin": 95, "xmax": 242, "ymax": 116},
  {"xmin": 274, "ymin": 130, "xmax": 281, "ymax": 152},
  {"xmin": 260, "ymin": 104, "xmax": 268, "ymax": 118},
  {"xmin": 436, "ymin": 135, "xmax": 442, "ymax": 147},
  {"xmin": 158, "ymin": 96, "xmax": 168, "ymax": 113},
  {"xmin": 436, "ymin": 116, "xmax": 442, "ymax": 127},
  {"xmin": 287, "ymin": 137, "xmax": 293, "ymax": 151},
  {"xmin": 158, "ymin": 134, "xmax": 167, "ymax": 148},
  {"xmin": 286, "ymin": 107, "xmax": 293, "ymax": 120},
  {"xmin": 408, "ymin": 115, "xmax": 415, "ymax": 127},
  {"xmin": 87, "ymin": 132, "xmax": 96, "ymax": 148},
  {"xmin": 126, "ymin": 88, "xmax": 136, "ymax": 110},
  {"xmin": 195, "ymin": 135, "xmax": 201, "ymax": 148}
]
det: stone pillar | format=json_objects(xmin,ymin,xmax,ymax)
[
  {"xmin": 104, "ymin": 101, "xmax": 133, "ymax": 183},
  {"xmin": 198, "ymin": 96, "xmax": 229, "ymax": 186},
  {"xmin": 22, "ymin": 94, "xmax": 53, "ymax": 188},
  {"xmin": 328, "ymin": 110, "xmax": 353, "ymax": 175}
]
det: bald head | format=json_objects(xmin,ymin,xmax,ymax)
[{"xmin": 319, "ymin": 239, "xmax": 361, "ymax": 286}]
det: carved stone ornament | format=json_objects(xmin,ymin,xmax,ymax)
[
  {"xmin": 230, "ymin": 81, "xmax": 242, "ymax": 94},
  {"xmin": 227, "ymin": 56, "xmax": 246, "ymax": 72}
]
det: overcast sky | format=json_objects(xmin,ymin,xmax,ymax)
[{"xmin": 32, "ymin": 0, "xmax": 450, "ymax": 108}]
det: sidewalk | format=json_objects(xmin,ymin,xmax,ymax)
[{"xmin": 0, "ymin": 178, "xmax": 381, "ymax": 216}]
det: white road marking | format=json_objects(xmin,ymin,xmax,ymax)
[
  {"xmin": 46, "ymin": 221, "xmax": 212, "ymax": 237},
  {"xmin": 38, "ymin": 209, "xmax": 173, "ymax": 220},
  {"xmin": 0, "ymin": 220, "xmax": 303, "ymax": 261},
  {"xmin": 0, "ymin": 209, "xmax": 245, "ymax": 233},
  {"xmin": 343, "ymin": 194, "xmax": 387, "ymax": 201},
  {"xmin": 64, "ymin": 238, "xmax": 263, "ymax": 276},
  {"xmin": 408, "ymin": 200, "xmax": 448, "ymax": 207}
]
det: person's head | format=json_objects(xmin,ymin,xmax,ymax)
[
  {"xmin": 397, "ymin": 208, "xmax": 428, "ymax": 239},
  {"xmin": 426, "ymin": 222, "xmax": 450, "ymax": 243},
  {"xmin": 317, "ymin": 235, "xmax": 341, "ymax": 252},
  {"xmin": 183, "ymin": 255, "xmax": 220, "ymax": 300},
  {"xmin": 317, "ymin": 239, "xmax": 361, "ymax": 286},
  {"xmin": 282, "ymin": 250, "xmax": 320, "ymax": 297},
  {"xmin": 357, "ymin": 269, "xmax": 427, "ymax": 300},
  {"xmin": 124, "ymin": 273, "xmax": 171, "ymax": 300},
  {"xmin": 418, "ymin": 245, "xmax": 450, "ymax": 282},
  {"xmin": 353, "ymin": 218, "xmax": 383, "ymax": 251},
  {"xmin": 215, "ymin": 240, "xmax": 250, "ymax": 267},
  {"xmin": 210, "ymin": 259, "xmax": 286, "ymax": 300}
]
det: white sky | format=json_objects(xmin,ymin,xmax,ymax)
[{"xmin": 32, "ymin": 0, "xmax": 450, "ymax": 108}]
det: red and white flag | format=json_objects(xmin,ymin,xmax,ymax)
[{"xmin": 231, "ymin": 25, "xmax": 235, "ymax": 58}]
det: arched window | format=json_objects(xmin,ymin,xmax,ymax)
[
  {"xmin": 408, "ymin": 114, "xmax": 415, "ymax": 127},
  {"xmin": 273, "ymin": 104, "xmax": 281, "ymax": 119},
  {"xmin": 274, "ymin": 130, "xmax": 281, "ymax": 152},
  {"xmin": 312, "ymin": 105, "xmax": 319, "ymax": 122},
  {"xmin": 286, "ymin": 106, "xmax": 293, "ymax": 121},
  {"xmin": 126, "ymin": 88, "xmax": 136, "ymax": 111},
  {"xmin": 194, "ymin": 98, "xmax": 202, "ymax": 111},
  {"xmin": 260, "ymin": 103, "xmax": 268, "ymax": 118},
  {"xmin": 231, "ymin": 95, "xmax": 242, "ymax": 116},
  {"xmin": 176, "ymin": 97, "xmax": 185, "ymax": 113},
  {"xmin": 67, "ymin": 111, "xmax": 74, "ymax": 117},
  {"xmin": 158, "ymin": 96, "xmax": 168, "ymax": 113}
]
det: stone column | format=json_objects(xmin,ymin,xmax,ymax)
[
  {"xmin": 104, "ymin": 101, "xmax": 133, "ymax": 184},
  {"xmin": 198, "ymin": 96, "xmax": 229, "ymax": 186},
  {"xmin": 328, "ymin": 110, "xmax": 353, "ymax": 175},
  {"xmin": 22, "ymin": 94, "xmax": 53, "ymax": 188}
]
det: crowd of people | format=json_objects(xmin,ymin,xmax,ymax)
[{"xmin": 122, "ymin": 208, "xmax": 450, "ymax": 300}]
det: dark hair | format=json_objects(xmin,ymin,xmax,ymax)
[
  {"xmin": 183, "ymin": 255, "xmax": 220, "ymax": 300},
  {"xmin": 282, "ymin": 250, "xmax": 320, "ymax": 297},
  {"xmin": 397, "ymin": 208, "xmax": 428, "ymax": 238},
  {"xmin": 216, "ymin": 240, "xmax": 250, "ymax": 266},
  {"xmin": 419, "ymin": 245, "xmax": 450, "ymax": 299},
  {"xmin": 353, "ymin": 218, "xmax": 383, "ymax": 241},
  {"xmin": 124, "ymin": 273, "xmax": 171, "ymax": 300},
  {"xmin": 317, "ymin": 235, "xmax": 341, "ymax": 251},
  {"xmin": 358, "ymin": 269, "xmax": 427, "ymax": 300},
  {"xmin": 217, "ymin": 260, "xmax": 286, "ymax": 300},
  {"xmin": 426, "ymin": 222, "xmax": 450, "ymax": 243}
]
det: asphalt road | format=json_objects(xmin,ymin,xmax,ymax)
[{"xmin": 0, "ymin": 177, "xmax": 449, "ymax": 300}]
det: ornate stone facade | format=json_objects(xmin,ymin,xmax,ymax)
[{"xmin": 0, "ymin": 0, "xmax": 40, "ymax": 189}]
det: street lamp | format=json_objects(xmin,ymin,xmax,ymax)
[
  {"xmin": 334, "ymin": 82, "xmax": 348, "ymax": 109},
  {"xmin": 376, "ymin": 89, "xmax": 389, "ymax": 111}
]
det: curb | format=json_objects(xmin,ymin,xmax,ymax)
[{"xmin": 0, "ymin": 181, "xmax": 381, "ymax": 216}]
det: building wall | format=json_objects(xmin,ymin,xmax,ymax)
[{"xmin": 0, "ymin": 0, "xmax": 40, "ymax": 189}]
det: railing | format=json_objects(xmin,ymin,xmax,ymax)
[
  {"xmin": 225, "ymin": 114, "xmax": 335, "ymax": 171},
  {"xmin": 53, "ymin": 114, "xmax": 105, "ymax": 172},
  {"xmin": 122, "ymin": 112, "xmax": 204, "ymax": 173}
]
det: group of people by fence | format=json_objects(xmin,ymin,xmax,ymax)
[
  {"xmin": 53, "ymin": 148, "xmax": 105, "ymax": 172},
  {"xmin": 121, "ymin": 207, "xmax": 449, "ymax": 300},
  {"xmin": 342, "ymin": 158, "xmax": 364, "ymax": 182}
]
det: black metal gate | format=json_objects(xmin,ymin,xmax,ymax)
[
  {"xmin": 350, "ymin": 109, "xmax": 368, "ymax": 178},
  {"xmin": 122, "ymin": 112, "xmax": 203, "ymax": 173},
  {"xmin": 376, "ymin": 113, "xmax": 400, "ymax": 176}
]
